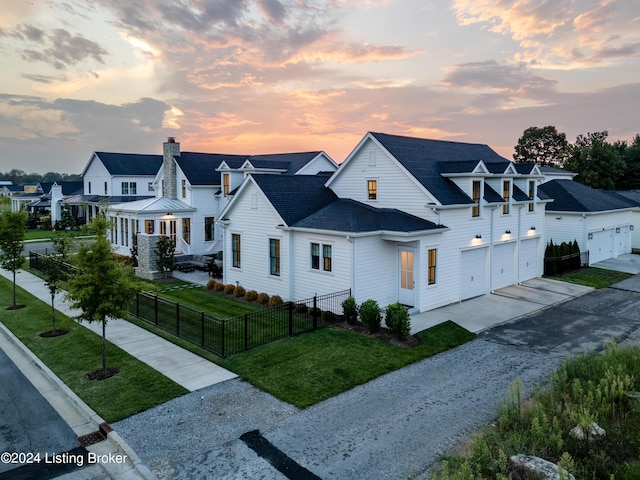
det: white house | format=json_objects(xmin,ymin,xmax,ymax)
[
  {"xmin": 539, "ymin": 180, "xmax": 636, "ymax": 264},
  {"xmin": 106, "ymin": 138, "xmax": 338, "ymax": 256},
  {"xmin": 607, "ymin": 190, "xmax": 640, "ymax": 249},
  {"xmin": 220, "ymin": 132, "xmax": 547, "ymax": 313}
]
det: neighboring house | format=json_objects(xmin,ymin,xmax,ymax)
[
  {"xmin": 64, "ymin": 151, "xmax": 161, "ymax": 226},
  {"xmin": 10, "ymin": 183, "xmax": 44, "ymax": 212},
  {"xmin": 539, "ymin": 180, "xmax": 636, "ymax": 264},
  {"xmin": 605, "ymin": 190, "xmax": 640, "ymax": 249},
  {"xmin": 106, "ymin": 138, "xmax": 338, "ymax": 256},
  {"xmin": 220, "ymin": 132, "xmax": 547, "ymax": 313}
]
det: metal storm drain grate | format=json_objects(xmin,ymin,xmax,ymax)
[{"xmin": 76, "ymin": 430, "xmax": 106, "ymax": 447}]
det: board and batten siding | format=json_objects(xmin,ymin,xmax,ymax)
[
  {"xmin": 351, "ymin": 236, "xmax": 398, "ymax": 307},
  {"xmin": 223, "ymin": 182, "xmax": 291, "ymax": 299},
  {"xmin": 187, "ymin": 187, "xmax": 220, "ymax": 254}
]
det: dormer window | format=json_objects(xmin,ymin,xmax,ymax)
[
  {"xmin": 223, "ymin": 173, "xmax": 230, "ymax": 196},
  {"xmin": 503, "ymin": 180, "xmax": 511, "ymax": 214},
  {"xmin": 472, "ymin": 180, "xmax": 481, "ymax": 217},
  {"xmin": 368, "ymin": 180, "xmax": 377, "ymax": 200},
  {"xmin": 528, "ymin": 180, "xmax": 535, "ymax": 212}
]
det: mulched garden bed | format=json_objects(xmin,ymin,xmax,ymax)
[
  {"xmin": 39, "ymin": 329, "xmax": 69, "ymax": 338},
  {"xmin": 334, "ymin": 320, "xmax": 420, "ymax": 348},
  {"xmin": 85, "ymin": 367, "xmax": 120, "ymax": 381}
]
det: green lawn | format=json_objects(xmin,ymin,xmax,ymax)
[
  {"xmin": 24, "ymin": 229, "xmax": 94, "ymax": 241},
  {"xmin": 548, "ymin": 267, "xmax": 632, "ymax": 289},
  {"xmin": 0, "ymin": 276, "xmax": 188, "ymax": 422}
]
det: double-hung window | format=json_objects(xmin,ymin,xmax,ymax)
[
  {"xmin": 204, "ymin": 217, "xmax": 214, "ymax": 241},
  {"xmin": 181, "ymin": 179, "xmax": 186, "ymax": 198},
  {"xmin": 122, "ymin": 182, "xmax": 129, "ymax": 195},
  {"xmin": 323, "ymin": 245, "xmax": 332, "ymax": 271},
  {"xmin": 311, "ymin": 243, "xmax": 320, "ymax": 269},
  {"xmin": 472, "ymin": 180, "xmax": 481, "ymax": 217},
  {"xmin": 368, "ymin": 180, "xmax": 377, "ymax": 200},
  {"xmin": 427, "ymin": 249, "xmax": 437, "ymax": 285},
  {"xmin": 269, "ymin": 239, "xmax": 280, "ymax": 276},
  {"xmin": 223, "ymin": 174, "xmax": 230, "ymax": 196},
  {"xmin": 311, "ymin": 243, "xmax": 332, "ymax": 271},
  {"xmin": 145, "ymin": 219, "xmax": 154, "ymax": 234},
  {"xmin": 502, "ymin": 180, "xmax": 510, "ymax": 215},
  {"xmin": 528, "ymin": 180, "xmax": 535, "ymax": 212},
  {"xmin": 232, "ymin": 234, "xmax": 241, "ymax": 268}
]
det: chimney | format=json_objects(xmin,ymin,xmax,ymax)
[{"xmin": 163, "ymin": 137, "xmax": 179, "ymax": 198}]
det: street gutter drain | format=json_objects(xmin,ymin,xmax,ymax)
[{"xmin": 76, "ymin": 422, "xmax": 113, "ymax": 447}]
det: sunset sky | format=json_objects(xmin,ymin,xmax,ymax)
[{"xmin": 1, "ymin": 0, "xmax": 639, "ymax": 174}]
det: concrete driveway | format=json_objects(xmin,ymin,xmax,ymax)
[
  {"xmin": 592, "ymin": 253, "xmax": 640, "ymax": 274},
  {"xmin": 411, "ymin": 277, "xmax": 593, "ymax": 334}
]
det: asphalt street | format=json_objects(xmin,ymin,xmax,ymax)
[{"xmin": 0, "ymin": 347, "xmax": 80, "ymax": 478}]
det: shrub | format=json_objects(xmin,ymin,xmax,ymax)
[
  {"xmin": 233, "ymin": 285, "xmax": 246, "ymax": 298},
  {"xmin": 214, "ymin": 282, "xmax": 225, "ymax": 292},
  {"xmin": 244, "ymin": 290, "xmax": 258, "ymax": 302},
  {"xmin": 224, "ymin": 284, "xmax": 235, "ymax": 295},
  {"xmin": 309, "ymin": 307, "xmax": 322, "ymax": 318},
  {"xmin": 256, "ymin": 292, "xmax": 270, "ymax": 304},
  {"xmin": 385, "ymin": 302, "xmax": 411, "ymax": 338},
  {"xmin": 322, "ymin": 310, "xmax": 336, "ymax": 323},
  {"xmin": 206, "ymin": 279, "xmax": 217, "ymax": 290},
  {"xmin": 342, "ymin": 296, "xmax": 358, "ymax": 325},
  {"xmin": 295, "ymin": 303, "xmax": 308, "ymax": 314},
  {"xmin": 268, "ymin": 295, "xmax": 284, "ymax": 308},
  {"xmin": 359, "ymin": 299, "xmax": 381, "ymax": 333}
]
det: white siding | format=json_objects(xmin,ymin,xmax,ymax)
[
  {"xmin": 352, "ymin": 236, "xmax": 397, "ymax": 307},
  {"xmin": 295, "ymin": 154, "xmax": 338, "ymax": 175}
]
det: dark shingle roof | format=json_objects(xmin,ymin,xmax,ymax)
[
  {"xmin": 539, "ymin": 180, "xmax": 637, "ymax": 212},
  {"xmin": 293, "ymin": 198, "xmax": 445, "ymax": 233},
  {"xmin": 484, "ymin": 162, "xmax": 511, "ymax": 174},
  {"xmin": 605, "ymin": 190, "xmax": 640, "ymax": 206},
  {"xmin": 176, "ymin": 153, "xmax": 247, "ymax": 185},
  {"xmin": 95, "ymin": 152, "xmax": 162, "ymax": 176},
  {"xmin": 483, "ymin": 184, "xmax": 505, "ymax": 203},
  {"xmin": 512, "ymin": 185, "xmax": 530, "ymax": 202},
  {"xmin": 60, "ymin": 181, "xmax": 84, "ymax": 195},
  {"xmin": 514, "ymin": 163, "xmax": 537, "ymax": 174},
  {"xmin": 251, "ymin": 174, "xmax": 338, "ymax": 225},
  {"xmin": 247, "ymin": 152, "xmax": 324, "ymax": 174},
  {"xmin": 371, "ymin": 132, "xmax": 510, "ymax": 205}
]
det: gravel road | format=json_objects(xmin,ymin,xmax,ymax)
[{"xmin": 114, "ymin": 283, "xmax": 640, "ymax": 479}]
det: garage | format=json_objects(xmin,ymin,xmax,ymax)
[
  {"xmin": 614, "ymin": 226, "xmax": 630, "ymax": 256},
  {"xmin": 519, "ymin": 237, "xmax": 539, "ymax": 282},
  {"xmin": 588, "ymin": 229, "xmax": 613, "ymax": 264},
  {"xmin": 460, "ymin": 247, "xmax": 487, "ymax": 300},
  {"xmin": 492, "ymin": 242, "xmax": 515, "ymax": 291}
]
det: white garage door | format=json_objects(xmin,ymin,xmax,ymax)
[
  {"xmin": 519, "ymin": 238, "xmax": 539, "ymax": 282},
  {"xmin": 588, "ymin": 229, "xmax": 613, "ymax": 264},
  {"xmin": 615, "ymin": 226, "xmax": 630, "ymax": 256},
  {"xmin": 492, "ymin": 242, "xmax": 516, "ymax": 291},
  {"xmin": 461, "ymin": 248, "xmax": 487, "ymax": 300}
]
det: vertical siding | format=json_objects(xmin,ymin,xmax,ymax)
[{"xmin": 352, "ymin": 236, "xmax": 398, "ymax": 307}]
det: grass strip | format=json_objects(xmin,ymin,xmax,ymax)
[
  {"xmin": 549, "ymin": 267, "xmax": 632, "ymax": 289},
  {"xmin": 0, "ymin": 276, "xmax": 188, "ymax": 423}
]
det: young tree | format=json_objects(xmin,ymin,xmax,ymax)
[
  {"xmin": 155, "ymin": 235, "xmax": 176, "ymax": 279},
  {"xmin": 564, "ymin": 131, "xmax": 626, "ymax": 189},
  {"xmin": 52, "ymin": 231, "xmax": 75, "ymax": 260},
  {"xmin": 0, "ymin": 211, "xmax": 27, "ymax": 309},
  {"xmin": 513, "ymin": 126, "xmax": 570, "ymax": 167},
  {"xmin": 40, "ymin": 255, "xmax": 70, "ymax": 336},
  {"xmin": 65, "ymin": 214, "xmax": 140, "ymax": 377}
]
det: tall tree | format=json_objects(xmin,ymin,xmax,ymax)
[
  {"xmin": 65, "ymin": 214, "xmax": 140, "ymax": 376},
  {"xmin": 0, "ymin": 211, "xmax": 27, "ymax": 309},
  {"xmin": 40, "ymin": 254, "xmax": 70, "ymax": 335},
  {"xmin": 618, "ymin": 134, "xmax": 640, "ymax": 190},
  {"xmin": 564, "ymin": 131, "xmax": 626, "ymax": 189},
  {"xmin": 513, "ymin": 126, "xmax": 570, "ymax": 167}
]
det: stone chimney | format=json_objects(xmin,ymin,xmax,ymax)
[{"xmin": 163, "ymin": 137, "xmax": 180, "ymax": 199}]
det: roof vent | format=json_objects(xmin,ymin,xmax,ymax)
[{"xmin": 167, "ymin": 137, "xmax": 176, "ymax": 143}]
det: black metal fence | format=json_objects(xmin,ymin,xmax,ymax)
[
  {"xmin": 544, "ymin": 251, "xmax": 590, "ymax": 276},
  {"xmin": 29, "ymin": 251, "xmax": 78, "ymax": 277},
  {"xmin": 130, "ymin": 288, "xmax": 351, "ymax": 357}
]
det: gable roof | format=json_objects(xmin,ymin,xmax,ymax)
[
  {"xmin": 250, "ymin": 174, "xmax": 337, "ymax": 226},
  {"xmin": 293, "ymin": 198, "xmax": 446, "ymax": 234},
  {"xmin": 539, "ymin": 180, "xmax": 637, "ymax": 213},
  {"xmin": 177, "ymin": 153, "xmax": 247, "ymax": 185},
  {"xmin": 59, "ymin": 181, "xmax": 84, "ymax": 195},
  {"xmin": 94, "ymin": 152, "xmax": 163, "ymax": 176},
  {"xmin": 368, "ymin": 132, "xmax": 513, "ymax": 205},
  {"xmin": 245, "ymin": 152, "xmax": 326, "ymax": 174}
]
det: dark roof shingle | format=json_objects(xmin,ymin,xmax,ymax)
[
  {"xmin": 95, "ymin": 152, "xmax": 162, "ymax": 176},
  {"xmin": 539, "ymin": 180, "xmax": 637, "ymax": 212}
]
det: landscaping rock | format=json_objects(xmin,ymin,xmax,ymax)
[
  {"xmin": 569, "ymin": 421, "xmax": 605, "ymax": 441},
  {"xmin": 510, "ymin": 454, "xmax": 575, "ymax": 480}
]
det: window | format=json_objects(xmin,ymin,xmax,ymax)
[
  {"xmin": 528, "ymin": 180, "xmax": 535, "ymax": 212},
  {"xmin": 323, "ymin": 244, "xmax": 332, "ymax": 271},
  {"xmin": 182, "ymin": 218, "xmax": 190, "ymax": 245},
  {"xmin": 502, "ymin": 180, "xmax": 510, "ymax": 214},
  {"xmin": 104, "ymin": 182, "xmax": 108, "ymax": 195},
  {"xmin": 311, "ymin": 243, "xmax": 320, "ymax": 269},
  {"xmin": 120, "ymin": 218, "xmax": 126, "ymax": 245},
  {"xmin": 204, "ymin": 217, "xmax": 214, "ymax": 241},
  {"xmin": 223, "ymin": 173, "xmax": 230, "ymax": 196},
  {"xmin": 181, "ymin": 179, "xmax": 186, "ymax": 198},
  {"xmin": 428, "ymin": 249, "xmax": 437, "ymax": 285},
  {"xmin": 124, "ymin": 218, "xmax": 129, "ymax": 247},
  {"xmin": 160, "ymin": 221, "xmax": 167, "ymax": 236},
  {"xmin": 145, "ymin": 219, "xmax": 154, "ymax": 234},
  {"xmin": 88, "ymin": 181, "xmax": 92, "ymax": 194},
  {"xmin": 472, "ymin": 180, "xmax": 481, "ymax": 217},
  {"xmin": 232, "ymin": 234, "xmax": 241, "ymax": 268},
  {"xmin": 148, "ymin": 182, "xmax": 154, "ymax": 192},
  {"xmin": 129, "ymin": 182, "xmax": 137, "ymax": 195},
  {"xmin": 269, "ymin": 239, "xmax": 280, "ymax": 276},
  {"xmin": 368, "ymin": 180, "xmax": 377, "ymax": 200},
  {"xmin": 122, "ymin": 182, "xmax": 129, "ymax": 195}
]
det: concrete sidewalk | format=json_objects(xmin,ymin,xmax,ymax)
[
  {"xmin": 592, "ymin": 253, "xmax": 640, "ymax": 274},
  {"xmin": 0, "ymin": 268, "xmax": 236, "ymax": 392},
  {"xmin": 410, "ymin": 277, "xmax": 594, "ymax": 334}
]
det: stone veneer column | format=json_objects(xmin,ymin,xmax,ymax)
[{"xmin": 134, "ymin": 234, "xmax": 162, "ymax": 280}]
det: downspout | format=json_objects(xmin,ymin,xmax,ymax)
[
  {"xmin": 516, "ymin": 205, "xmax": 522, "ymax": 284},
  {"xmin": 289, "ymin": 229, "xmax": 294, "ymax": 300},
  {"xmin": 582, "ymin": 213, "xmax": 588, "ymax": 264},
  {"xmin": 490, "ymin": 206, "xmax": 495, "ymax": 294},
  {"xmin": 347, "ymin": 235, "xmax": 355, "ymax": 300}
]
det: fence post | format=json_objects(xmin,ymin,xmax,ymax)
[
  {"xmin": 176, "ymin": 303, "xmax": 180, "ymax": 336},
  {"xmin": 221, "ymin": 319, "xmax": 226, "ymax": 358},
  {"xmin": 154, "ymin": 295, "xmax": 158, "ymax": 327},
  {"xmin": 201, "ymin": 312, "xmax": 205, "ymax": 348},
  {"xmin": 244, "ymin": 314, "xmax": 248, "ymax": 351},
  {"xmin": 288, "ymin": 302, "xmax": 293, "ymax": 337},
  {"xmin": 313, "ymin": 294, "xmax": 318, "ymax": 330}
]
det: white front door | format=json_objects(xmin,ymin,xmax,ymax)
[{"xmin": 399, "ymin": 248, "xmax": 415, "ymax": 306}]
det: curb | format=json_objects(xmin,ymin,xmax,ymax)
[{"xmin": 0, "ymin": 322, "xmax": 157, "ymax": 480}]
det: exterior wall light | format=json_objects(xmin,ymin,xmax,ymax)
[
  {"xmin": 631, "ymin": 225, "xmax": 635, "ymax": 231},
  {"xmin": 588, "ymin": 233, "xmax": 593, "ymax": 239},
  {"xmin": 530, "ymin": 226, "xmax": 536, "ymax": 230},
  {"xmin": 505, "ymin": 230, "xmax": 511, "ymax": 234},
  {"xmin": 475, "ymin": 234, "xmax": 482, "ymax": 239},
  {"xmin": 616, "ymin": 227, "xmax": 621, "ymax": 233}
]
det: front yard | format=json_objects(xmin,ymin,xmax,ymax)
[{"xmin": 548, "ymin": 267, "xmax": 632, "ymax": 289}]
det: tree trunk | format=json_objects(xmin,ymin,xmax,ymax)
[
  {"xmin": 51, "ymin": 293, "xmax": 56, "ymax": 332},
  {"xmin": 102, "ymin": 321, "xmax": 107, "ymax": 373},
  {"xmin": 12, "ymin": 269, "xmax": 16, "ymax": 308}
]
